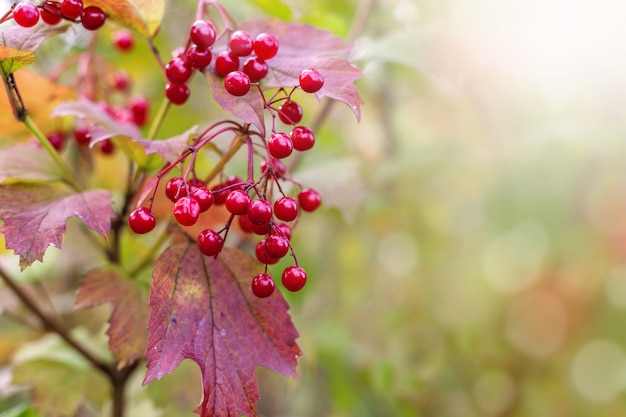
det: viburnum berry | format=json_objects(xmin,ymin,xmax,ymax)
[
  {"xmin": 113, "ymin": 29, "xmax": 133, "ymax": 51},
  {"xmin": 255, "ymin": 240, "xmax": 279, "ymax": 265},
  {"xmin": 242, "ymin": 57, "xmax": 268, "ymax": 82},
  {"xmin": 267, "ymin": 132, "xmax": 293, "ymax": 159},
  {"xmin": 128, "ymin": 207, "xmax": 156, "ymax": 234},
  {"xmin": 129, "ymin": 96, "xmax": 149, "ymax": 127},
  {"xmin": 165, "ymin": 83, "xmax": 190, "ymax": 105},
  {"xmin": 247, "ymin": 199, "xmax": 272, "ymax": 225},
  {"xmin": 81, "ymin": 6, "xmax": 106, "ymax": 30},
  {"xmin": 274, "ymin": 222, "xmax": 292, "ymax": 240},
  {"xmin": 99, "ymin": 139, "xmax": 115, "ymax": 155},
  {"xmin": 225, "ymin": 189, "xmax": 251, "ymax": 215},
  {"xmin": 211, "ymin": 176, "xmax": 244, "ymax": 205},
  {"xmin": 214, "ymin": 51, "xmax": 240, "ymax": 77},
  {"xmin": 274, "ymin": 197, "xmax": 298, "ymax": 221},
  {"xmin": 251, "ymin": 273, "xmax": 275, "ymax": 298},
  {"xmin": 190, "ymin": 187, "xmax": 213, "ymax": 212},
  {"xmin": 165, "ymin": 177, "xmax": 187, "ymax": 202},
  {"xmin": 190, "ymin": 20, "xmax": 217, "ymax": 49},
  {"xmin": 188, "ymin": 177, "xmax": 207, "ymax": 190},
  {"xmin": 238, "ymin": 214, "xmax": 254, "ymax": 234},
  {"xmin": 229, "ymin": 30, "xmax": 254, "ymax": 57},
  {"xmin": 253, "ymin": 33, "xmax": 279, "ymax": 60},
  {"xmin": 47, "ymin": 132, "xmax": 65, "ymax": 151},
  {"xmin": 278, "ymin": 100, "xmax": 303, "ymax": 125},
  {"xmin": 265, "ymin": 235, "xmax": 289, "ymax": 259},
  {"xmin": 112, "ymin": 70, "xmax": 130, "ymax": 91},
  {"xmin": 173, "ymin": 196, "xmax": 201, "ymax": 226},
  {"xmin": 299, "ymin": 68, "xmax": 324, "ymax": 93},
  {"xmin": 166, "ymin": 58, "xmax": 193, "ymax": 84},
  {"xmin": 290, "ymin": 126, "xmax": 315, "ymax": 151},
  {"xmin": 186, "ymin": 46, "xmax": 212, "ymax": 70},
  {"xmin": 74, "ymin": 126, "xmax": 92, "ymax": 146},
  {"xmin": 40, "ymin": 3, "xmax": 62, "ymax": 25},
  {"xmin": 197, "ymin": 229, "xmax": 223, "ymax": 257},
  {"xmin": 298, "ymin": 188, "xmax": 321, "ymax": 212},
  {"xmin": 60, "ymin": 0, "xmax": 83, "ymax": 20},
  {"xmin": 260, "ymin": 158, "xmax": 287, "ymax": 179},
  {"xmin": 250, "ymin": 221, "xmax": 271, "ymax": 235},
  {"xmin": 13, "ymin": 3, "xmax": 40, "ymax": 27},
  {"xmin": 281, "ymin": 266, "xmax": 307, "ymax": 292},
  {"xmin": 224, "ymin": 71, "xmax": 251, "ymax": 96}
]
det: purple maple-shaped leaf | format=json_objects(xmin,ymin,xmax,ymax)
[
  {"xmin": 240, "ymin": 19, "xmax": 364, "ymax": 120},
  {"xmin": 143, "ymin": 244, "xmax": 301, "ymax": 417},
  {"xmin": 0, "ymin": 184, "xmax": 115, "ymax": 269},
  {"xmin": 75, "ymin": 268, "xmax": 149, "ymax": 367}
]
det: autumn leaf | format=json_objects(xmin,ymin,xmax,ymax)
[
  {"xmin": 84, "ymin": 0, "xmax": 164, "ymax": 38},
  {"xmin": 143, "ymin": 244, "xmax": 301, "ymax": 417},
  {"xmin": 0, "ymin": 45, "xmax": 34, "ymax": 74},
  {"xmin": 75, "ymin": 268, "xmax": 149, "ymax": 368},
  {"xmin": 0, "ymin": 184, "xmax": 115, "ymax": 269},
  {"xmin": 0, "ymin": 21, "xmax": 71, "ymax": 53},
  {"xmin": 137, "ymin": 125, "xmax": 199, "ymax": 162},
  {"xmin": 0, "ymin": 142, "xmax": 60, "ymax": 183}
]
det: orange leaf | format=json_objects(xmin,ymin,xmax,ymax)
[
  {"xmin": 0, "ymin": 45, "xmax": 35, "ymax": 74},
  {"xmin": 84, "ymin": 0, "xmax": 164, "ymax": 38}
]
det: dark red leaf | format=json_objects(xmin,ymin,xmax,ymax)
[
  {"xmin": 75, "ymin": 268, "xmax": 149, "ymax": 367},
  {"xmin": 143, "ymin": 244, "xmax": 301, "ymax": 417},
  {"xmin": 0, "ymin": 184, "xmax": 115, "ymax": 269}
]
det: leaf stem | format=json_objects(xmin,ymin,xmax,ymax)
[
  {"xmin": 146, "ymin": 98, "xmax": 171, "ymax": 140},
  {"xmin": 23, "ymin": 116, "xmax": 81, "ymax": 192}
]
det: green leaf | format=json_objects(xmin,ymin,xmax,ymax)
[
  {"xmin": 247, "ymin": 0, "xmax": 292, "ymax": 20},
  {"xmin": 0, "ymin": 404, "xmax": 41, "ymax": 417},
  {"xmin": 0, "ymin": 46, "xmax": 34, "ymax": 74}
]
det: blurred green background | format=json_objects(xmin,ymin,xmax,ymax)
[{"xmin": 5, "ymin": 0, "xmax": 626, "ymax": 416}]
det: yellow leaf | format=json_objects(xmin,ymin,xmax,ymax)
[
  {"xmin": 0, "ymin": 45, "xmax": 35, "ymax": 74},
  {"xmin": 84, "ymin": 0, "xmax": 165, "ymax": 38}
]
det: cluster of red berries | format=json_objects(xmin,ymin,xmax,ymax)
[{"xmin": 12, "ymin": 0, "xmax": 106, "ymax": 31}]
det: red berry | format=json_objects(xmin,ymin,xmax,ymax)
[
  {"xmin": 190, "ymin": 20, "xmax": 216, "ymax": 49},
  {"xmin": 247, "ymin": 199, "xmax": 272, "ymax": 225},
  {"xmin": 278, "ymin": 100, "xmax": 303, "ymax": 125},
  {"xmin": 112, "ymin": 70, "xmax": 130, "ymax": 91},
  {"xmin": 242, "ymin": 57, "xmax": 268, "ymax": 82},
  {"xmin": 60, "ymin": 0, "xmax": 83, "ymax": 20},
  {"xmin": 47, "ymin": 132, "xmax": 65, "ymax": 151},
  {"xmin": 260, "ymin": 158, "xmax": 287, "ymax": 179},
  {"xmin": 129, "ymin": 96, "xmax": 149, "ymax": 127},
  {"xmin": 165, "ymin": 177, "xmax": 187, "ymax": 202},
  {"xmin": 211, "ymin": 176, "xmax": 244, "ymax": 205},
  {"xmin": 229, "ymin": 30, "xmax": 254, "ymax": 57},
  {"xmin": 99, "ymin": 139, "xmax": 115, "ymax": 155},
  {"xmin": 166, "ymin": 58, "xmax": 192, "ymax": 84},
  {"xmin": 299, "ymin": 68, "xmax": 324, "ymax": 93},
  {"xmin": 274, "ymin": 222, "xmax": 292, "ymax": 240},
  {"xmin": 255, "ymin": 240, "xmax": 279, "ymax": 265},
  {"xmin": 251, "ymin": 273, "xmax": 275, "ymax": 298},
  {"xmin": 238, "ymin": 215, "xmax": 253, "ymax": 233},
  {"xmin": 265, "ymin": 235, "xmax": 289, "ymax": 259},
  {"xmin": 281, "ymin": 266, "xmax": 307, "ymax": 292},
  {"xmin": 74, "ymin": 126, "xmax": 91, "ymax": 146},
  {"xmin": 188, "ymin": 178, "xmax": 207, "ymax": 190},
  {"xmin": 173, "ymin": 196, "xmax": 200, "ymax": 226},
  {"xmin": 81, "ymin": 6, "xmax": 106, "ymax": 30},
  {"xmin": 186, "ymin": 45, "xmax": 212, "ymax": 70},
  {"xmin": 165, "ymin": 83, "xmax": 190, "ymax": 105},
  {"xmin": 298, "ymin": 188, "xmax": 321, "ymax": 212},
  {"xmin": 274, "ymin": 197, "xmax": 298, "ymax": 222},
  {"xmin": 250, "ymin": 221, "xmax": 271, "ymax": 235},
  {"xmin": 214, "ymin": 51, "xmax": 240, "ymax": 77},
  {"xmin": 128, "ymin": 207, "xmax": 156, "ymax": 234},
  {"xmin": 190, "ymin": 187, "xmax": 213, "ymax": 212},
  {"xmin": 268, "ymin": 131, "xmax": 293, "ymax": 159},
  {"xmin": 113, "ymin": 29, "xmax": 133, "ymax": 51},
  {"xmin": 224, "ymin": 71, "xmax": 251, "ymax": 96},
  {"xmin": 197, "ymin": 229, "xmax": 223, "ymax": 256},
  {"xmin": 13, "ymin": 3, "xmax": 40, "ymax": 27},
  {"xmin": 253, "ymin": 33, "xmax": 279, "ymax": 60},
  {"xmin": 290, "ymin": 126, "xmax": 315, "ymax": 151},
  {"xmin": 41, "ymin": 3, "xmax": 62, "ymax": 25},
  {"xmin": 225, "ymin": 189, "xmax": 251, "ymax": 215}
]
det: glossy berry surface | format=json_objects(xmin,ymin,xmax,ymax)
[
  {"xmin": 247, "ymin": 199, "xmax": 272, "ymax": 225},
  {"xmin": 274, "ymin": 222, "xmax": 292, "ymax": 240},
  {"xmin": 197, "ymin": 229, "xmax": 223, "ymax": 257},
  {"xmin": 255, "ymin": 240, "xmax": 279, "ymax": 265},
  {"xmin": 190, "ymin": 187, "xmax": 214, "ymax": 212},
  {"xmin": 250, "ymin": 221, "xmax": 271, "ymax": 235},
  {"xmin": 165, "ymin": 83, "xmax": 190, "ymax": 105},
  {"xmin": 290, "ymin": 126, "xmax": 315, "ymax": 151},
  {"xmin": 128, "ymin": 207, "xmax": 156, "ymax": 234},
  {"xmin": 265, "ymin": 235, "xmax": 289, "ymax": 259},
  {"xmin": 298, "ymin": 188, "xmax": 321, "ymax": 212},
  {"xmin": 113, "ymin": 29, "xmax": 133, "ymax": 51},
  {"xmin": 260, "ymin": 158, "xmax": 286, "ymax": 178},
  {"xmin": 224, "ymin": 71, "xmax": 251, "ymax": 96},
  {"xmin": 225, "ymin": 189, "xmax": 251, "ymax": 215},
  {"xmin": 242, "ymin": 57, "xmax": 268, "ymax": 82},
  {"xmin": 253, "ymin": 33, "xmax": 279, "ymax": 60},
  {"xmin": 186, "ymin": 46, "xmax": 212, "ymax": 70},
  {"xmin": 214, "ymin": 51, "xmax": 240, "ymax": 77},
  {"xmin": 190, "ymin": 20, "xmax": 217, "ymax": 49},
  {"xmin": 251, "ymin": 273, "xmax": 275, "ymax": 298},
  {"xmin": 81, "ymin": 6, "xmax": 106, "ymax": 30},
  {"xmin": 166, "ymin": 58, "xmax": 192, "ymax": 84},
  {"xmin": 281, "ymin": 266, "xmax": 307, "ymax": 292},
  {"xmin": 173, "ymin": 196, "xmax": 200, "ymax": 226},
  {"xmin": 210, "ymin": 176, "xmax": 243, "ymax": 205},
  {"xmin": 278, "ymin": 100, "xmax": 303, "ymax": 125},
  {"xmin": 60, "ymin": 0, "xmax": 83, "ymax": 20},
  {"xmin": 13, "ymin": 4, "xmax": 40, "ymax": 27},
  {"xmin": 299, "ymin": 68, "xmax": 324, "ymax": 93},
  {"xmin": 268, "ymin": 132, "xmax": 293, "ymax": 159},
  {"xmin": 41, "ymin": 4, "xmax": 62, "ymax": 25},
  {"xmin": 165, "ymin": 177, "xmax": 187, "ymax": 202},
  {"xmin": 274, "ymin": 197, "xmax": 298, "ymax": 221},
  {"xmin": 229, "ymin": 30, "xmax": 254, "ymax": 57}
]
